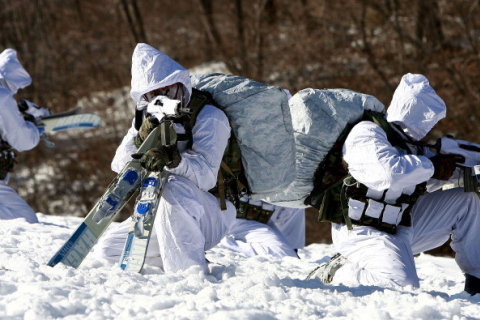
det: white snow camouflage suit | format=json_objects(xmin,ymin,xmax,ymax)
[
  {"xmin": 94, "ymin": 43, "xmax": 237, "ymax": 273},
  {"xmin": 0, "ymin": 49, "xmax": 40, "ymax": 224},
  {"xmin": 332, "ymin": 73, "xmax": 480, "ymax": 287}
]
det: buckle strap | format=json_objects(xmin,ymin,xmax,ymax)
[
  {"xmin": 220, "ymin": 161, "xmax": 246, "ymax": 191},
  {"xmin": 237, "ymin": 200, "xmax": 275, "ymax": 224},
  {"xmin": 217, "ymin": 168, "xmax": 227, "ymax": 210},
  {"xmin": 216, "ymin": 161, "xmax": 247, "ymax": 211},
  {"xmin": 340, "ymin": 176, "xmax": 354, "ymax": 230}
]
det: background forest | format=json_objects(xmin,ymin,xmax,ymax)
[{"xmin": 2, "ymin": 0, "xmax": 479, "ymax": 249}]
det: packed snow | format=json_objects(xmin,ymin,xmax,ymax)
[{"xmin": 0, "ymin": 214, "xmax": 479, "ymax": 319}]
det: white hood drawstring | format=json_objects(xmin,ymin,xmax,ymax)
[{"xmin": 386, "ymin": 73, "xmax": 446, "ymax": 141}]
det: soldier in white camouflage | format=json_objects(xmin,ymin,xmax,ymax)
[
  {"xmin": 0, "ymin": 49, "xmax": 49, "ymax": 223},
  {"xmin": 94, "ymin": 44, "xmax": 237, "ymax": 274}
]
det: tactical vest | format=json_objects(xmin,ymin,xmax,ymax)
[
  {"xmin": 305, "ymin": 110, "xmax": 427, "ymax": 234},
  {"xmin": 153, "ymin": 89, "xmax": 273, "ymax": 223}
]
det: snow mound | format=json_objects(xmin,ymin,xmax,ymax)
[{"xmin": 0, "ymin": 214, "xmax": 478, "ymax": 319}]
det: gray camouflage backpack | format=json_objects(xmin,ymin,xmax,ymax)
[
  {"xmin": 263, "ymin": 88, "xmax": 385, "ymax": 208},
  {"xmin": 190, "ymin": 73, "xmax": 297, "ymax": 201}
]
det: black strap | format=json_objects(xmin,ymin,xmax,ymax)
[
  {"xmin": 364, "ymin": 110, "xmax": 410, "ymax": 152},
  {"xmin": 134, "ymin": 108, "xmax": 144, "ymax": 131},
  {"xmin": 339, "ymin": 176, "xmax": 353, "ymax": 230},
  {"xmin": 183, "ymin": 88, "xmax": 214, "ymax": 148}
]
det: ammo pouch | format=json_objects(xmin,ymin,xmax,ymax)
[
  {"xmin": 236, "ymin": 199, "xmax": 275, "ymax": 224},
  {"xmin": 346, "ymin": 198, "xmax": 406, "ymax": 234},
  {"xmin": 305, "ymin": 111, "xmax": 426, "ymax": 234},
  {"xmin": 314, "ymin": 175, "xmax": 421, "ymax": 234},
  {"xmin": 341, "ymin": 177, "xmax": 427, "ymax": 234},
  {"xmin": 0, "ymin": 142, "xmax": 15, "ymax": 180}
]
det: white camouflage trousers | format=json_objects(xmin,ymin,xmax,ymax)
[
  {"xmin": 218, "ymin": 206, "xmax": 305, "ymax": 258},
  {"xmin": 94, "ymin": 175, "xmax": 236, "ymax": 273},
  {"xmin": 0, "ymin": 180, "xmax": 38, "ymax": 223},
  {"xmin": 332, "ymin": 188, "xmax": 480, "ymax": 287}
]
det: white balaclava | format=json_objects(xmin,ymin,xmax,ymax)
[
  {"xmin": 386, "ymin": 73, "xmax": 446, "ymax": 141},
  {"xmin": 0, "ymin": 48, "xmax": 32, "ymax": 95},
  {"xmin": 130, "ymin": 43, "xmax": 192, "ymax": 105}
]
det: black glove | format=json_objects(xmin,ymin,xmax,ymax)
[
  {"xmin": 17, "ymin": 100, "xmax": 37, "ymax": 123},
  {"xmin": 132, "ymin": 145, "xmax": 181, "ymax": 172},
  {"xmin": 18, "ymin": 99, "xmax": 50, "ymax": 121},
  {"xmin": 21, "ymin": 112, "xmax": 36, "ymax": 123},
  {"xmin": 430, "ymin": 154, "xmax": 459, "ymax": 181},
  {"xmin": 134, "ymin": 116, "xmax": 160, "ymax": 148}
]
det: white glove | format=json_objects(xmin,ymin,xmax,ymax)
[
  {"xmin": 21, "ymin": 99, "xmax": 50, "ymax": 120},
  {"xmin": 146, "ymin": 95, "xmax": 181, "ymax": 120}
]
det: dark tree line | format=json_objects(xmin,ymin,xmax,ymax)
[{"xmin": 1, "ymin": 0, "xmax": 479, "ymax": 250}]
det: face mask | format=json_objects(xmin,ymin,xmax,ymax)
[{"xmin": 142, "ymin": 84, "xmax": 183, "ymax": 102}]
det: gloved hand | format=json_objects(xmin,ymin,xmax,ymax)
[
  {"xmin": 132, "ymin": 145, "xmax": 181, "ymax": 172},
  {"xmin": 18, "ymin": 99, "xmax": 50, "ymax": 121},
  {"xmin": 134, "ymin": 116, "xmax": 160, "ymax": 148},
  {"xmin": 430, "ymin": 154, "xmax": 460, "ymax": 181}
]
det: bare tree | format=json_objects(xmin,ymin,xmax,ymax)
[
  {"xmin": 2, "ymin": 0, "xmax": 480, "ymax": 250},
  {"xmin": 119, "ymin": 0, "xmax": 149, "ymax": 44}
]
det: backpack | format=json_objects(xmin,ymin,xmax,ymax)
[
  {"xmin": 190, "ymin": 73, "xmax": 296, "ymax": 201},
  {"xmin": 262, "ymin": 88, "xmax": 386, "ymax": 209}
]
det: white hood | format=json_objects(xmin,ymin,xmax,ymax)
[
  {"xmin": 386, "ymin": 73, "xmax": 446, "ymax": 141},
  {"xmin": 130, "ymin": 43, "xmax": 192, "ymax": 104},
  {"xmin": 0, "ymin": 49, "xmax": 32, "ymax": 94}
]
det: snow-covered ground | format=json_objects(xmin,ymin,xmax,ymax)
[{"xmin": 1, "ymin": 214, "xmax": 479, "ymax": 319}]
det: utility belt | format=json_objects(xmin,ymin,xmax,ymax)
[
  {"xmin": 237, "ymin": 198, "xmax": 275, "ymax": 224},
  {"xmin": 217, "ymin": 169, "xmax": 274, "ymax": 224},
  {"xmin": 213, "ymin": 162, "xmax": 274, "ymax": 224},
  {"xmin": 0, "ymin": 140, "xmax": 15, "ymax": 180}
]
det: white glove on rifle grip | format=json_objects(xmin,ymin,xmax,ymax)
[
  {"xmin": 439, "ymin": 136, "xmax": 480, "ymax": 167},
  {"xmin": 22, "ymin": 100, "xmax": 50, "ymax": 120}
]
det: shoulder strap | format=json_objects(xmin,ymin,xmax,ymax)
[
  {"xmin": 305, "ymin": 110, "xmax": 407, "ymax": 210},
  {"xmin": 187, "ymin": 88, "xmax": 215, "ymax": 127},
  {"xmin": 188, "ymin": 89, "xmax": 229, "ymax": 210},
  {"xmin": 175, "ymin": 88, "xmax": 215, "ymax": 149},
  {"xmin": 182, "ymin": 88, "xmax": 215, "ymax": 147},
  {"xmin": 134, "ymin": 108, "xmax": 144, "ymax": 131},
  {"xmin": 362, "ymin": 110, "xmax": 409, "ymax": 151}
]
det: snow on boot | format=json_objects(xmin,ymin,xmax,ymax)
[
  {"xmin": 465, "ymin": 273, "xmax": 480, "ymax": 295},
  {"xmin": 305, "ymin": 253, "xmax": 347, "ymax": 283}
]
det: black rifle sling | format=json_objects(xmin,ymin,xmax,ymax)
[{"xmin": 134, "ymin": 108, "xmax": 144, "ymax": 131}]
